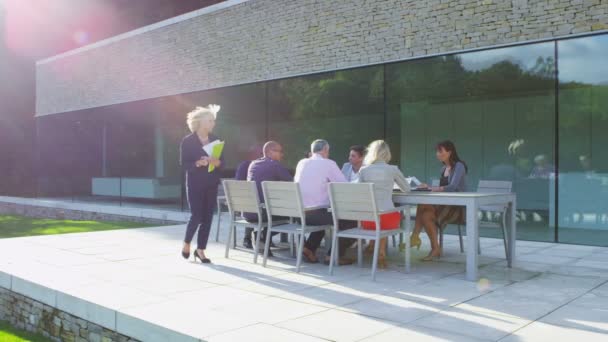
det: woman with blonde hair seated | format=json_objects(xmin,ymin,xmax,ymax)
[{"xmin": 357, "ymin": 140, "xmax": 410, "ymax": 268}]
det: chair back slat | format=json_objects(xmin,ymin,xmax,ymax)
[
  {"xmin": 333, "ymin": 209, "xmax": 376, "ymax": 221},
  {"xmin": 262, "ymin": 181, "xmax": 303, "ymax": 218},
  {"xmin": 477, "ymin": 180, "xmax": 512, "ymax": 194},
  {"xmin": 478, "ymin": 180, "xmax": 513, "ymax": 212},
  {"xmin": 222, "ymin": 180, "xmax": 261, "ymax": 214},
  {"xmin": 334, "ymin": 201, "xmax": 374, "ymax": 212},
  {"xmin": 329, "ymin": 183, "xmax": 378, "ymax": 221},
  {"xmin": 262, "ymin": 189, "xmax": 293, "ymax": 201}
]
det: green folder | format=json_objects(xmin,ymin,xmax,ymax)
[{"xmin": 208, "ymin": 141, "xmax": 224, "ymax": 172}]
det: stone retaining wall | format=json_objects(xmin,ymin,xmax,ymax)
[
  {"xmin": 0, "ymin": 287, "xmax": 139, "ymax": 342},
  {"xmin": 0, "ymin": 202, "xmax": 184, "ymax": 225}
]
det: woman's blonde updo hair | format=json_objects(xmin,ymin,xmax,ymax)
[
  {"xmin": 364, "ymin": 140, "xmax": 392, "ymax": 165},
  {"xmin": 186, "ymin": 104, "xmax": 220, "ymax": 133}
]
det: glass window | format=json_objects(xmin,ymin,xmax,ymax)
[
  {"xmin": 35, "ymin": 33, "xmax": 608, "ymax": 247},
  {"xmin": 37, "ymin": 111, "xmax": 104, "ymax": 198},
  {"xmin": 268, "ymin": 66, "xmax": 384, "ymax": 169},
  {"xmin": 558, "ymin": 34, "xmax": 608, "ymax": 246},
  {"xmin": 386, "ymin": 43, "xmax": 556, "ymax": 241},
  {"xmin": 104, "ymin": 101, "xmax": 157, "ymax": 178}
]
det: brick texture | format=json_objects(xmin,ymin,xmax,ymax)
[
  {"xmin": 36, "ymin": 0, "xmax": 608, "ymax": 115},
  {"xmin": 0, "ymin": 287, "xmax": 140, "ymax": 342}
]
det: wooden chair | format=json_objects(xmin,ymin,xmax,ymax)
[
  {"xmin": 261, "ymin": 181, "xmax": 329, "ymax": 272},
  {"xmin": 328, "ymin": 182, "xmax": 409, "ymax": 280}
]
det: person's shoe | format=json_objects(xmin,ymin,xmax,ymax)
[
  {"xmin": 181, "ymin": 243, "xmax": 191, "ymax": 259},
  {"xmin": 243, "ymin": 238, "xmax": 253, "ymax": 249},
  {"xmin": 181, "ymin": 250, "xmax": 190, "ymax": 259},
  {"xmin": 422, "ymin": 249, "xmax": 441, "ymax": 262},
  {"xmin": 410, "ymin": 234, "xmax": 422, "ymax": 250},
  {"xmin": 193, "ymin": 250, "xmax": 211, "ymax": 264},
  {"xmin": 302, "ymin": 247, "xmax": 318, "ymax": 263}
]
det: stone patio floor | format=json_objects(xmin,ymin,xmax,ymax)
[{"xmin": 1, "ymin": 215, "xmax": 607, "ymax": 341}]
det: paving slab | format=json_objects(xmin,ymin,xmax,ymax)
[
  {"xmin": 277, "ymin": 308, "xmax": 396, "ymax": 342},
  {"xmin": 361, "ymin": 324, "xmax": 491, "ymax": 342},
  {"xmin": 500, "ymin": 321, "xmax": 608, "ymax": 342},
  {"xmin": 0, "ymin": 215, "xmax": 607, "ymax": 341}
]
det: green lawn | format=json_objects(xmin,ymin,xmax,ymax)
[
  {"xmin": 0, "ymin": 214, "xmax": 156, "ymax": 239},
  {"xmin": 0, "ymin": 215, "xmax": 157, "ymax": 339},
  {"xmin": 0, "ymin": 322, "xmax": 52, "ymax": 342}
]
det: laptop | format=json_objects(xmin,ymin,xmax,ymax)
[{"xmin": 394, "ymin": 177, "xmax": 431, "ymax": 192}]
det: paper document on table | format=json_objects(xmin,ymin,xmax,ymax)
[
  {"xmin": 202, "ymin": 140, "xmax": 225, "ymax": 172},
  {"xmin": 406, "ymin": 176, "xmax": 422, "ymax": 186}
]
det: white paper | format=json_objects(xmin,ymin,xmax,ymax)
[
  {"xmin": 202, "ymin": 140, "xmax": 223, "ymax": 156},
  {"xmin": 405, "ymin": 176, "xmax": 422, "ymax": 186}
]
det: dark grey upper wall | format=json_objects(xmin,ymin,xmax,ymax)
[{"xmin": 36, "ymin": 0, "xmax": 608, "ymax": 116}]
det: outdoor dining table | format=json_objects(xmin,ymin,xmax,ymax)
[{"xmin": 393, "ymin": 191, "xmax": 517, "ymax": 281}]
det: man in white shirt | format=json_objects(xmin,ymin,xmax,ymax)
[
  {"xmin": 341, "ymin": 145, "xmax": 365, "ymax": 182},
  {"xmin": 295, "ymin": 139, "xmax": 356, "ymax": 265}
]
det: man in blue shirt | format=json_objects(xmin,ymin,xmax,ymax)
[
  {"xmin": 242, "ymin": 141, "xmax": 293, "ymax": 250},
  {"xmin": 235, "ymin": 145, "xmax": 263, "ymax": 181}
]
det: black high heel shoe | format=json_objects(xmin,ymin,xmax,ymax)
[
  {"xmin": 193, "ymin": 250, "xmax": 211, "ymax": 264},
  {"xmin": 181, "ymin": 249, "xmax": 190, "ymax": 259}
]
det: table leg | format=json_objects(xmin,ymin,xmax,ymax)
[
  {"xmin": 507, "ymin": 198, "xmax": 517, "ymax": 268},
  {"xmin": 404, "ymin": 206, "xmax": 411, "ymax": 273},
  {"xmin": 465, "ymin": 200, "xmax": 479, "ymax": 281}
]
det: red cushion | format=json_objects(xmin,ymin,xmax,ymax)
[{"xmin": 361, "ymin": 212, "xmax": 401, "ymax": 230}]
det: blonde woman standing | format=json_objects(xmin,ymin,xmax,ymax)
[
  {"xmin": 180, "ymin": 105, "xmax": 223, "ymax": 264},
  {"xmin": 358, "ymin": 140, "xmax": 410, "ymax": 268}
]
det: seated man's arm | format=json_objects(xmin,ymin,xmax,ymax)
[
  {"xmin": 294, "ymin": 160, "xmax": 304, "ymax": 182},
  {"xmin": 275, "ymin": 163, "xmax": 294, "ymax": 181},
  {"xmin": 328, "ymin": 161, "xmax": 347, "ymax": 182}
]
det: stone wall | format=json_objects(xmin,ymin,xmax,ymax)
[
  {"xmin": 0, "ymin": 287, "xmax": 139, "ymax": 342},
  {"xmin": 0, "ymin": 202, "xmax": 184, "ymax": 225},
  {"xmin": 36, "ymin": 0, "xmax": 608, "ymax": 115}
]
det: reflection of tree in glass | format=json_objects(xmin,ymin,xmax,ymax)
[
  {"xmin": 275, "ymin": 68, "xmax": 382, "ymax": 119},
  {"xmin": 389, "ymin": 54, "xmax": 555, "ymax": 102},
  {"xmin": 269, "ymin": 67, "xmax": 383, "ymax": 167}
]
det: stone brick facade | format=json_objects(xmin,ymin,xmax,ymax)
[
  {"xmin": 36, "ymin": 0, "xmax": 608, "ymax": 115},
  {"xmin": 0, "ymin": 287, "xmax": 139, "ymax": 342}
]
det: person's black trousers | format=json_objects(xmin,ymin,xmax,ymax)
[
  {"xmin": 304, "ymin": 209, "xmax": 356, "ymax": 257},
  {"xmin": 184, "ymin": 185, "xmax": 218, "ymax": 250},
  {"xmin": 244, "ymin": 212, "xmax": 285, "ymax": 241}
]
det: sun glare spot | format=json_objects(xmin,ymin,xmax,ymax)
[{"xmin": 72, "ymin": 30, "xmax": 90, "ymax": 46}]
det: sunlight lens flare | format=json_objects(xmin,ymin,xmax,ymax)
[{"xmin": 477, "ymin": 277, "xmax": 491, "ymax": 292}]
